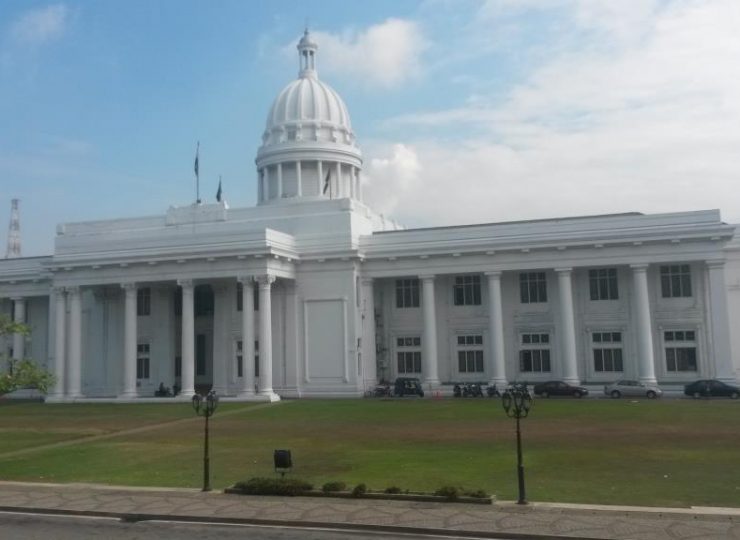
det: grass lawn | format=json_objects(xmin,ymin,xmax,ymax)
[{"xmin": 0, "ymin": 398, "xmax": 738, "ymax": 507}]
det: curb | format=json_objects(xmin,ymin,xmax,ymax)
[{"xmin": 0, "ymin": 505, "xmax": 603, "ymax": 540}]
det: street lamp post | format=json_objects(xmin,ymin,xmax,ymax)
[
  {"xmin": 501, "ymin": 384, "xmax": 532, "ymax": 505},
  {"xmin": 192, "ymin": 390, "xmax": 219, "ymax": 492}
]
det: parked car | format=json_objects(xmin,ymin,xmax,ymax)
[
  {"xmin": 684, "ymin": 379, "xmax": 740, "ymax": 399},
  {"xmin": 393, "ymin": 377, "xmax": 425, "ymax": 397},
  {"xmin": 604, "ymin": 380, "xmax": 662, "ymax": 399},
  {"xmin": 533, "ymin": 380, "xmax": 588, "ymax": 398}
]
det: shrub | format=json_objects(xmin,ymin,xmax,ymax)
[
  {"xmin": 322, "ymin": 481, "xmax": 346, "ymax": 493},
  {"xmin": 351, "ymin": 483, "xmax": 367, "ymax": 497},
  {"xmin": 434, "ymin": 486, "xmax": 460, "ymax": 500},
  {"xmin": 463, "ymin": 489, "xmax": 489, "ymax": 499},
  {"xmin": 233, "ymin": 477, "xmax": 313, "ymax": 496},
  {"xmin": 384, "ymin": 486, "xmax": 402, "ymax": 494}
]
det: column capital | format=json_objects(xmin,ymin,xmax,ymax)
[
  {"xmin": 51, "ymin": 286, "xmax": 66, "ymax": 296},
  {"xmin": 66, "ymin": 285, "xmax": 80, "ymax": 295},
  {"xmin": 419, "ymin": 274, "xmax": 435, "ymax": 282},
  {"xmin": 484, "ymin": 270, "xmax": 503, "ymax": 278},
  {"xmin": 554, "ymin": 267, "xmax": 573, "ymax": 274},
  {"xmin": 256, "ymin": 274, "xmax": 277, "ymax": 288},
  {"xmin": 237, "ymin": 275, "xmax": 255, "ymax": 285},
  {"xmin": 121, "ymin": 282, "xmax": 137, "ymax": 292},
  {"xmin": 177, "ymin": 279, "xmax": 194, "ymax": 289},
  {"xmin": 706, "ymin": 259, "xmax": 726, "ymax": 269},
  {"xmin": 630, "ymin": 263, "xmax": 649, "ymax": 271},
  {"xmin": 9, "ymin": 295, "xmax": 25, "ymax": 302},
  {"xmin": 360, "ymin": 277, "xmax": 374, "ymax": 286}
]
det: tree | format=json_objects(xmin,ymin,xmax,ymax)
[{"xmin": 0, "ymin": 314, "xmax": 55, "ymax": 396}]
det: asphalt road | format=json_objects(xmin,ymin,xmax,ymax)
[{"xmin": 0, "ymin": 512, "xmax": 505, "ymax": 540}]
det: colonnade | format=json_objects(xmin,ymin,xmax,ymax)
[
  {"xmin": 367, "ymin": 261, "xmax": 735, "ymax": 387},
  {"xmin": 258, "ymin": 160, "xmax": 362, "ymax": 202},
  {"xmin": 43, "ymin": 275, "xmax": 280, "ymax": 401}
]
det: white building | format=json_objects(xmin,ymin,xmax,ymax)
[{"xmin": 2, "ymin": 31, "xmax": 739, "ymax": 401}]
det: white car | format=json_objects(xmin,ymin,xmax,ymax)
[{"xmin": 604, "ymin": 380, "xmax": 662, "ymax": 399}]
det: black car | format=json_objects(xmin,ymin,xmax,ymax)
[
  {"xmin": 533, "ymin": 380, "xmax": 588, "ymax": 398},
  {"xmin": 684, "ymin": 379, "xmax": 739, "ymax": 399},
  {"xmin": 393, "ymin": 377, "xmax": 425, "ymax": 397}
]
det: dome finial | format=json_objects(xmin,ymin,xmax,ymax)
[{"xmin": 297, "ymin": 28, "xmax": 318, "ymax": 79}]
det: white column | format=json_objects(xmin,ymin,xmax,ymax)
[
  {"xmin": 211, "ymin": 283, "xmax": 228, "ymax": 395},
  {"xmin": 277, "ymin": 163, "xmax": 283, "ymax": 199},
  {"xmin": 256, "ymin": 274, "xmax": 280, "ymax": 401},
  {"xmin": 706, "ymin": 260, "xmax": 736, "ymax": 383},
  {"xmin": 631, "ymin": 264, "xmax": 657, "ymax": 384},
  {"xmin": 296, "ymin": 161, "xmax": 302, "ymax": 197},
  {"xmin": 66, "ymin": 286, "xmax": 83, "ymax": 398},
  {"xmin": 486, "ymin": 272, "xmax": 507, "ymax": 386},
  {"xmin": 12, "ymin": 297, "xmax": 25, "ymax": 360},
  {"xmin": 556, "ymin": 269, "xmax": 579, "ymax": 384},
  {"xmin": 356, "ymin": 168, "xmax": 362, "ymax": 202},
  {"xmin": 262, "ymin": 170, "xmax": 269, "ymax": 201},
  {"xmin": 420, "ymin": 275, "xmax": 440, "ymax": 387},
  {"xmin": 317, "ymin": 160, "xmax": 323, "ymax": 196},
  {"xmin": 335, "ymin": 162, "xmax": 342, "ymax": 198},
  {"xmin": 50, "ymin": 287, "xmax": 66, "ymax": 399},
  {"xmin": 238, "ymin": 277, "xmax": 256, "ymax": 398},
  {"xmin": 361, "ymin": 278, "xmax": 377, "ymax": 385},
  {"xmin": 179, "ymin": 279, "xmax": 195, "ymax": 397},
  {"xmin": 119, "ymin": 283, "xmax": 138, "ymax": 398}
]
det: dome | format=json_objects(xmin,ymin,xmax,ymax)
[
  {"xmin": 263, "ymin": 77, "xmax": 353, "ymax": 142},
  {"xmin": 259, "ymin": 30, "xmax": 356, "ymax": 148},
  {"xmin": 255, "ymin": 30, "xmax": 363, "ymax": 206}
]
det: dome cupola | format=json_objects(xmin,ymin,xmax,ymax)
[{"xmin": 255, "ymin": 30, "xmax": 363, "ymax": 205}]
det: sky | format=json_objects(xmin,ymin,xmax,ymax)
[{"xmin": 1, "ymin": 0, "xmax": 740, "ymax": 256}]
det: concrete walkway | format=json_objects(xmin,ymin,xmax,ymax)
[{"xmin": 0, "ymin": 481, "xmax": 739, "ymax": 540}]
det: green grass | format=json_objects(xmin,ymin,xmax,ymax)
[{"xmin": 0, "ymin": 398, "xmax": 739, "ymax": 507}]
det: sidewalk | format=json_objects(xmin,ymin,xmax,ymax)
[{"xmin": 0, "ymin": 481, "xmax": 739, "ymax": 540}]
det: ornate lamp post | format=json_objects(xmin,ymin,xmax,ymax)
[
  {"xmin": 501, "ymin": 384, "xmax": 532, "ymax": 505},
  {"xmin": 192, "ymin": 390, "xmax": 219, "ymax": 492}
]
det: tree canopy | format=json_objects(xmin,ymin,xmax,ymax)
[{"xmin": 0, "ymin": 314, "xmax": 55, "ymax": 396}]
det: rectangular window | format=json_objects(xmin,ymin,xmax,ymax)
[
  {"xmin": 660, "ymin": 265, "xmax": 692, "ymax": 298},
  {"xmin": 395, "ymin": 279, "xmax": 420, "ymax": 308},
  {"xmin": 453, "ymin": 275, "xmax": 482, "ymax": 306},
  {"xmin": 137, "ymin": 287, "xmax": 151, "ymax": 316},
  {"xmin": 456, "ymin": 334, "xmax": 484, "ymax": 373},
  {"xmin": 592, "ymin": 331, "xmax": 623, "ymax": 372},
  {"xmin": 519, "ymin": 333, "xmax": 551, "ymax": 372},
  {"xmin": 665, "ymin": 330, "xmax": 698, "ymax": 371},
  {"xmin": 136, "ymin": 343, "xmax": 150, "ymax": 379},
  {"xmin": 589, "ymin": 269, "xmax": 619, "ymax": 300},
  {"xmin": 236, "ymin": 340, "xmax": 243, "ymax": 378},
  {"xmin": 519, "ymin": 272, "xmax": 547, "ymax": 303},
  {"xmin": 175, "ymin": 356, "xmax": 181, "ymax": 378},
  {"xmin": 396, "ymin": 336, "xmax": 422, "ymax": 373}
]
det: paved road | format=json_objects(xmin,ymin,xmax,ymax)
[{"xmin": 0, "ymin": 512, "xmax": 505, "ymax": 540}]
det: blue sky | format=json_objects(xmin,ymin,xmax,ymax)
[{"xmin": 2, "ymin": 0, "xmax": 740, "ymax": 255}]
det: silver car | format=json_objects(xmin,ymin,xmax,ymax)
[{"xmin": 604, "ymin": 380, "xmax": 662, "ymax": 399}]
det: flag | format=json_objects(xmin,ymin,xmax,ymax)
[
  {"xmin": 194, "ymin": 141, "xmax": 200, "ymax": 179},
  {"xmin": 216, "ymin": 176, "xmax": 222, "ymax": 202},
  {"xmin": 322, "ymin": 168, "xmax": 331, "ymax": 195}
]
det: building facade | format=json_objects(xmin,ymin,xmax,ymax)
[{"xmin": 2, "ymin": 31, "xmax": 739, "ymax": 401}]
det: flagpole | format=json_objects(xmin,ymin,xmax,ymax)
[{"xmin": 195, "ymin": 141, "xmax": 201, "ymax": 204}]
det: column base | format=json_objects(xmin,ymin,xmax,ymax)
[
  {"xmin": 44, "ymin": 394, "xmax": 67, "ymax": 403},
  {"xmin": 117, "ymin": 391, "xmax": 138, "ymax": 400},
  {"xmin": 638, "ymin": 377, "xmax": 658, "ymax": 385},
  {"xmin": 179, "ymin": 389, "xmax": 196, "ymax": 398},
  {"xmin": 235, "ymin": 389, "xmax": 256, "ymax": 399},
  {"xmin": 561, "ymin": 377, "xmax": 580, "ymax": 385},
  {"xmin": 258, "ymin": 390, "xmax": 281, "ymax": 402}
]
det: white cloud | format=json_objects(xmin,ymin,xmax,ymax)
[
  {"xmin": 367, "ymin": 0, "xmax": 740, "ymax": 227},
  {"xmin": 9, "ymin": 4, "xmax": 69, "ymax": 47},
  {"xmin": 311, "ymin": 19, "xmax": 427, "ymax": 88},
  {"xmin": 363, "ymin": 143, "xmax": 421, "ymax": 216}
]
